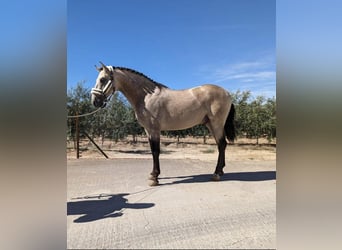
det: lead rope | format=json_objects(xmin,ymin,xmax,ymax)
[
  {"xmin": 67, "ymin": 91, "xmax": 114, "ymax": 119},
  {"xmin": 67, "ymin": 107, "xmax": 102, "ymax": 118},
  {"xmin": 68, "ymin": 66, "xmax": 115, "ymax": 119}
]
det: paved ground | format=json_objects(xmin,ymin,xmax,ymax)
[{"xmin": 67, "ymin": 158, "xmax": 276, "ymax": 249}]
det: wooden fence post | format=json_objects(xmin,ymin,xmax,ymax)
[{"xmin": 76, "ymin": 112, "xmax": 80, "ymax": 159}]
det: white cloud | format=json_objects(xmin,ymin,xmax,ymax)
[
  {"xmin": 203, "ymin": 57, "xmax": 276, "ymax": 98},
  {"xmin": 213, "ymin": 60, "xmax": 275, "ymax": 82},
  {"xmin": 216, "ymin": 71, "xmax": 275, "ymax": 82}
]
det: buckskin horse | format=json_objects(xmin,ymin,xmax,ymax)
[{"xmin": 91, "ymin": 62, "xmax": 235, "ymax": 186}]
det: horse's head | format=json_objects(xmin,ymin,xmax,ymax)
[{"xmin": 91, "ymin": 62, "xmax": 115, "ymax": 108}]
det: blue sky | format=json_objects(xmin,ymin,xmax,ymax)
[{"xmin": 68, "ymin": 0, "xmax": 275, "ymax": 98}]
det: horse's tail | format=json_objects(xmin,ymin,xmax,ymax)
[{"xmin": 224, "ymin": 103, "xmax": 236, "ymax": 143}]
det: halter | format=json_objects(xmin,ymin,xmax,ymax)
[{"xmin": 91, "ymin": 66, "xmax": 115, "ymax": 106}]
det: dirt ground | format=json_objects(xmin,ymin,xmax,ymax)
[{"xmin": 67, "ymin": 136, "xmax": 276, "ymax": 161}]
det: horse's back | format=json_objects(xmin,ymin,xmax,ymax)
[
  {"xmin": 190, "ymin": 84, "xmax": 232, "ymax": 106},
  {"xmin": 199, "ymin": 84, "xmax": 231, "ymax": 96}
]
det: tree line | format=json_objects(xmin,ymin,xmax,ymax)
[{"xmin": 67, "ymin": 82, "xmax": 276, "ymax": 145}]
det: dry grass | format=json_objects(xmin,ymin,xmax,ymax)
[{"xmin": 67, "ymin": 135, "xmax": 276, "ymax": 161}]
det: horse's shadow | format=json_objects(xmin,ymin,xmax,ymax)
[
  {"xmin": 67, "ymin": 193, "xmax": 154, "ymax": 223},
  {"xmin": 159, "ymin": 171, "xmax": 276, "ymax": 185}
]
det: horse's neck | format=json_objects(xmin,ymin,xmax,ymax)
[{"xmin": 115, "ymin": 71, "xmax": 149, "ymax": 109}]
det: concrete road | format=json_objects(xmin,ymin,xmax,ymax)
[{"xmin": 67, "ymin": 158, "xmax": 276, "ymax": 249}]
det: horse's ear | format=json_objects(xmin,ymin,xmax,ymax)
[
  {"xmin": 95, "ymin": 65, "xmax": 102, "ymax": 72},
  {"xmin": 99, "ymin": 61, "xmax": 110, "ymax": 74}
]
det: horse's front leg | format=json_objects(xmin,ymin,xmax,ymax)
[{"xmin": 148, "ymin": 135, "xmax": 160, "ymax": 186}]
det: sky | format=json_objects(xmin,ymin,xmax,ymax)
[{"xmin": 68, "ymin": 0, "xmax": 275, "ymax": 98}]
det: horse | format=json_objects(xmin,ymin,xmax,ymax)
[{"xmin": 91, "ymin": 62, "xmax": 235, "ymax": 186}]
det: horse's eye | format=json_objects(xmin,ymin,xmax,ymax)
[{"xmin": 100, "ymin": 78, "xmax": 107, "ymax": 84}]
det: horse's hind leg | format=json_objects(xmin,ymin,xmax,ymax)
[
  {"xmin": 215, "ymin": 137, "xmax": 227, "ymax": 175},
  {"xmin": 205, "ymin": 121, "xmax": 227, "ymax": 181}
]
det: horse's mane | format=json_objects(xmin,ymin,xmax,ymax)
[{"xmin": 113, "ymin": 66, "xmax": 169, "ymax": 90}]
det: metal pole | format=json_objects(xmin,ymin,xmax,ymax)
[{"xmin": 83, "ymin": 131, "xmax": 109, "ymax": 159}]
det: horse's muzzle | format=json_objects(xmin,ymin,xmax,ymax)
[
  {"xmin": 91, "ymin": 91, "xmax": 104, "ymax": 108},
  {"xmin": 92, "ymin": 96, "xmax": 107, "ymax": 108},
  {"xmin": 91, "ymin": 85, "xmax": 112, "ymax": 108}
]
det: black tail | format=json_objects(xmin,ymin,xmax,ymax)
[{"xmin": 224, "ymin": 104, "xmax": 236, "ymax": 143}]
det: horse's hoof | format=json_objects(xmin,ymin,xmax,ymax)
[
  {"xmin": 211, "ymin": 174, "xmax": 220, "ymax": 181},
  {"xmin": 148, "ymin": 175, "xmax": 157, "ymax": 181},
  {"xmin": 148, "ymin": 179, "xmax": 159, "ymax": 186}
]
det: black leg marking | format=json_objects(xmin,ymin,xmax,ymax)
[
  {"xmin": 215, "ymin": 137, "xmax": 227, "ymax": 176},
  {"xmin": 148, "ymin": 137, "xmax": 160, "ymax": 179}
]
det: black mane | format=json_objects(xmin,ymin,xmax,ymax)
[{"xmin": 113, "ymin": 66, "xmax": 168, "ymax": 89}]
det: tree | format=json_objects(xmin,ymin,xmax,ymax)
[
  {"xmin": 90, "ymin": 93, "xmax": 145, "ymax": 143},
  {"xmin": 125, "ymin": 106, "xmax": 144, "ymax": 143},
  {"xmin": 248, "ymin": 96, "xmax": 266, "ymax": 144},
  {"xmin": 67, "ymin": 81, "xmax": 94, "ymax": 146},
  {"xmin": 231, "ymin": 90, "xmax": 276, "ymax": 143},
  {"xmin": 108, "ymin": 94, "xmax": 133, "ymax": 142},
  {"xmin": 231, "ymin": 90, "xmax": 252, "ymax": 137},
  {"xmin": 189, "ymin": 125, "xmax": 210, "ymax": 144},
  {"xmin": 264, "ymin": 97, "xmax": 276, "ymax": 141},
  {"xmin": 67, "ymin": 83, "xmax": 276, "ymax": 146}
]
